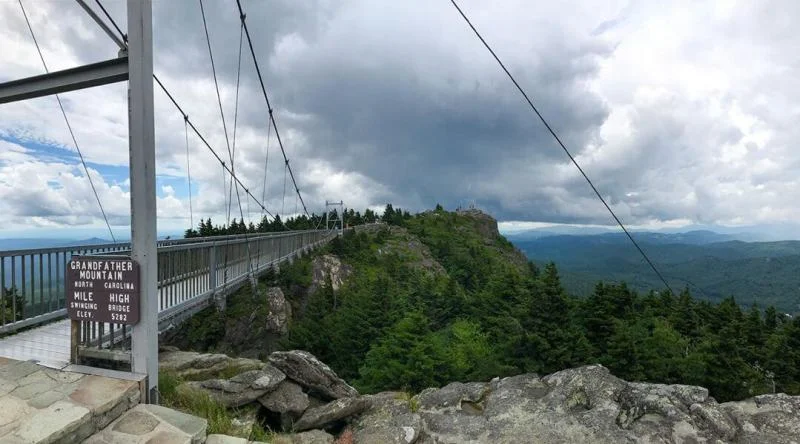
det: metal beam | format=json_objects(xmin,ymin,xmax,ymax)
[
  {"xmin": 74, "ymin": 0, "xmax": 127, "ymax": 51},
  {"xmin": 0, "ymin": 57, "xmax": 128, "ymax": 104},
  {"xmin": 127, "ymin": 0, "xmax": 158, "ymax": 404}
]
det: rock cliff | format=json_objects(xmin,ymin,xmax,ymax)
[{"xmin": 160, "ymin": 349, "xmax": 800, "ymax": 444}]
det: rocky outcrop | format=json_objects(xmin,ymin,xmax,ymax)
[
  {"xmin": 402, "ymin": 365, "xmax": 800, "ymax": 443},
  {"xmin": 310, "ymin": 255, "xmax": 352, "ymax": 294},
  {"xmin": 268, "ymin": 350, "xmax": 359, "ymax": 400},
  {"xmin": 272, "ymin": 429, "xmax": 335, "ymax": 444},
  {"xmin": 294, "ymin": 397, "xmax": 370, "ymax": 431},
  {"xmin": 159, "ymin": 347, "xmax": 265, "ymax": 380},
  {"xmin": 456, "ymin": 208, "xmax": 499, "ymax": 239},
  {"xmin": 258, "ymin": 380, "xmax": 310, "ymax": 415},
  {"xmin": 265, "ymin": 287, "xmax": 293, "ymax": 334},
  {"xmin": 184, "ymin": 367, "xmax": 286, "ymax": 408},
  {"xmin": 161, "ymin": 349, "xmax": 800, "ymax": 443},
  {"xmin": 353, "ymin": 392, "xmax": 423, "ymax": 444}
]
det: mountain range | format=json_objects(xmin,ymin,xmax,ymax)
[{"xmin": 507, "ymin": 230, "xmax": 800, "ymax": 314}]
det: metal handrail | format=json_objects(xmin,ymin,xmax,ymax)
[{"xmin": 0, "ymin": 230, "xmax": 335, "ymax": 336}]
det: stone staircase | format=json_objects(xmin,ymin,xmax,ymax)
[
  {"xmin": 84, "ymin": 404, "xmax": 207, "ymax": 443},
  {"xmin": 0, "ymin": 356, "xmax": 328, "ymax": 444},
  {"xmin": 0, "ymin": 356, "xmax": 141, "ymax": 443},
  {"xmin": 0, "ymin": 356, "xmax": 211, "ymax": 444}
]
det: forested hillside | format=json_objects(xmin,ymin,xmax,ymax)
[
  {"xmin": 513, "ymin": 234, "xmax": 800, "ymax": 313},
  {"xmin": 171, "ymin": 207, "xmax": 800, "ymax": 403}
]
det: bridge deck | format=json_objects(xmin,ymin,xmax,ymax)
[{"xmin": 0, "ymin": 319, "xmax": 71, "ymax": 368}]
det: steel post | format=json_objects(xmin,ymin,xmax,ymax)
[{"xmin": 128, "ymin": 0, "xmax": 158, "ymax": 403}]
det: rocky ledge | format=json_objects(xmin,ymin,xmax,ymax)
[{"xmin": 161, "ymin": 349, "xmax": 800, "ymax": 444}]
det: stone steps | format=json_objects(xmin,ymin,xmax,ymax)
[
  {"xmin": 84, "ymin": 404, "xmax": 207, "ymax": 444},
  {"xmin": 0, "ymin": 357, "xmax": 141, "ymax": 443}
]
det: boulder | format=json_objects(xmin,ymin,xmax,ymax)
[
  {"xmin": 181, "ymin": 366, "xmax": 286, "ymax": 408},
  {"xmin": 266, "ymin": 287, "xmax": 293, "ymax": 334},
  {"xmin": 268, "ymin": 350, "xmax": 358, "ymax": 400},
  {"xmin": 294, "ymin": 397, "xmax": 370, "ymax": 432},
  {"xmin": 258, "ymin": 380, "xmax": 310, "ymax": 415},
  {"xmin": 721, "ymin": 393, "xmax": 800, "ymax": 442},
  {"xmin": 159, "ymin": 350, "xmax": 265, "ymax": 380},
  {"xmin": 272, "ymin": 429, "xmax": 334, "ymax": 444},
  {"xmin": 354, "ymin": 392, "xmax": 423, "ymax": 444}
]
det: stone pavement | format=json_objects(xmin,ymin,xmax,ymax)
[
  {"xmin": 85, "ymin": 404, "xmax": 207, "ymax": 444},
  {"xmin": 0, "ymin": 356, "xmax": 141, "ymax": 443}
]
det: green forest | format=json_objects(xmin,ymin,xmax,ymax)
[
  {"xmin": 514, "ymin": 234, "xmax": 800, "ymax": 313},
  {"xmin": 179, "ymin": 206, "xmax": 800, "ymax": 403}
]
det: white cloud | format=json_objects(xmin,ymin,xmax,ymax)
[{"xmin": 1, "ymin": 0, "xmax": 799, "ymax": 234}]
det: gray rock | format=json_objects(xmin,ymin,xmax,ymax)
[
  {"xmin": 184, "ymin": 367, "xmax": 286, "ymax": 408},
  {"xmin": 266, "ymin": 287, "xmax": 293, "ymax": 334},
  {"xmin": 272, "ymin": 429, "xmax": 335, "ymax": 444},
  {"xmin": 354, "ymin": 392, "xmax": 423, "ymax": 444},
  {"xmin": 310, "ymin": 255, "xmax": 352, "ymax": 295},
  {"xmin": 161, "ymin": 350, "xmax": 800, "ymax": 444},
  {"xmin": 294, "ymin": 396, "xmax": 370, "ymax": 431},
  {"xmin": 259, "ymin": 380, "xmax": 310, "ymax": 415},
  {"xmin": 230, "ymin": 366, "xmax": 286, "ymax": 390},
  {"xmin": 417, "ymin": 381, "xmax": 489, "ymax": 412},
  {"xmin": 268, "ymin": 350, "xmax": 358, "ymax": 400},
  {"xmin": 159, "ymin": 349, "xmax": 265, "ymax": 380}
]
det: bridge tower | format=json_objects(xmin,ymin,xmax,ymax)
[{"xmin": 326, "ymin": 200, "xmax": 344, "ymax": 235}]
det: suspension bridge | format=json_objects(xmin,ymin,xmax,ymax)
[
  {"xmin": 0, "ymin": 0, "xmax": 349, "ymax": 409},
  {"xmin": 0, "ymin": 1, "xmax": 692, "ymax": 441}
]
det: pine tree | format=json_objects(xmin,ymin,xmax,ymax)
[{"xmin": 357, "ymin": 312, "xmax": 442, "ymax": 392}]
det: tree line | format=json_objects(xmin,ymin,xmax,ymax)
[
  {"xmin": 282, "ymin": 208, "xmax": 800, "ymax": 402},
  {"xmin": 183, "ymin": 203, "xmax": 415, "ymax": 238}
]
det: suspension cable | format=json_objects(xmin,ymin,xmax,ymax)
[
  {"xmin": 199, "ymin": 0, "xmax": 240, "ymax": 228},
  {"xmin": 153, "ymin": 74, "xmax": 287, "ymax": 229},
  {"xmin": 227, "ymin": 22, "xmax": 245, "ymax": 229},
  {"xmin": 449, "ymin": 0, "xmax": 674, "ymax": 295},
  {"xmin": 18, "ymin": 0, "xmax": 117, "ymax": 243},
  {"xmin": 281, "ymin": 163, "xmax": 288, "ymax": 216},
  {"xmin": 95, "ymin": 1, "xmax": 288, "ymax": 232},
  {"xmin": 261, "ymin": 119, "xmax": 273, "ymax": 226},
  {"xmin": 235, "ymin": 0, "xmax": 310, "ymax": 217},
  {"xmin": 93, "ymin": 0, "xmax": 126, "ymax": 43}
]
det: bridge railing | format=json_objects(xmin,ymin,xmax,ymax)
[
  {"xmin": 71, "ymin": 229, "xmax": 334, "ymax": 365},
  {"xmin": 0, "ymin": 243, "xmax": 131, "ymax": 334},
  {"xmin": 0, "ymin": 230, "xmax": 334, "ymax": 337}
]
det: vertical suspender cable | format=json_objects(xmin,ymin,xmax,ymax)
[
  {"xmin": 19, "ymin": 0, "xmax": 117, "ymax": 243},
  {"xmin": 227, "ymin": 22, "xmax": 244, "ymax": 228},
  {"xmin": 184, "ymin": 118, "xmax": 194, "ymax": 231},
  {"xmin": 235, "ymin": 0, "xmax": 310, "ymax": 217}
]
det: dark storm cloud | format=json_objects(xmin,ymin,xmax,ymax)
[
  {"xmin": 4, "ymin": 0, "xmax": 799, "ymax": 230},
  {"xmin": 183, "ymin": 0, "xmax": 618, "ymax": 220}
]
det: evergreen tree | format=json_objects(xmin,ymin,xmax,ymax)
[{"xmin": 357, "ymin": 311, "xmax": 442, "ymax": 392}]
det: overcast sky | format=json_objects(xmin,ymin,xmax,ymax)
[{"xmin": 0, "ymin": 0, "xmax": 798, "ymax": 238}]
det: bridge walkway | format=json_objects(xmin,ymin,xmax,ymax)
[{"xmin": 0, "ymin": 230, "xmax": 335, "ymax": 369}]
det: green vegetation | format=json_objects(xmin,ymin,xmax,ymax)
[
  {"xmin": 159, "ymin": 370, "xmax": 268, "ymax": 439},
  {"xmin": 284, "ymin": 208, "xmax": 800, "ymax": 401},
  {"xmin": 514, "ymin": 235, "xmax": 800, "ymax": 313},
  {"xmin": 178, "ymin": 206, "xmax": 800, "ymax": 403},
  {"xmin": 1, "ymin": 286, "xmax": 25, "ymax": 325},
  {"xmin": 183, "ymin": 207, "xmax": 381, "ymax": 238}
]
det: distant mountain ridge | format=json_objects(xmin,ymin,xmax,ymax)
[{"xmin": 510, "ymin": 230, "xmax": 800, "ymax": 314}]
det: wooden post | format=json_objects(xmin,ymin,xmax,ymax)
[{"xmin": 70, "ymin": 320, "xmax": 80, "ymax": 364}]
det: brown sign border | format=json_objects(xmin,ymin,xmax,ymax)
[{"xmin": 65, "ymin": 255, "xmax": 140, "ymax": 325}]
